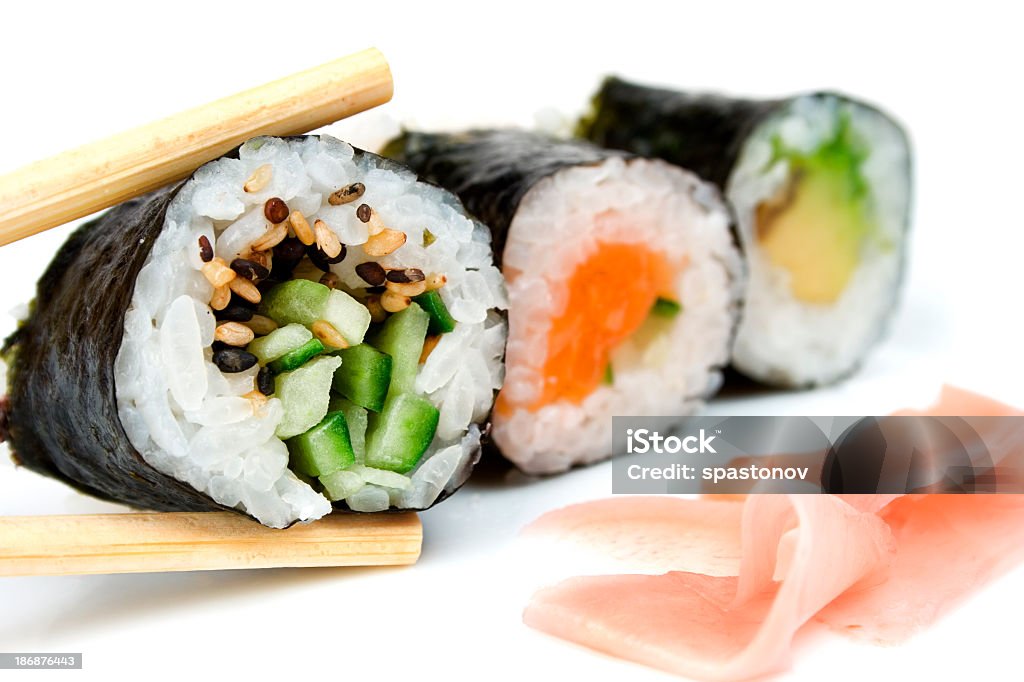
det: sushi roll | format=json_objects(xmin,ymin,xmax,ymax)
[
  {"xmin": 579, "ymin": 78, "xmax": 913, "ymax": 387},
  {"xmin": 0, "ymin": 136, "xmax": 507, "ymax": 527},
  {"xmin": 385, "ymin": 130, "xmax": 741, "ymax": 474}
]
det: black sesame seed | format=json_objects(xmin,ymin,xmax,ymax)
[
  {"xmin": 270, "ymin": 237, "xmax": 306, "ymax": 279},
  {"xmin": 257, "ymin": 366, "xmax": 275, "ymax": 395},
  {"xmin": 231, "ymin": 257, "xmax": 271, "ymax": 282},
  {"xmin": 216, "ymin": 303, "xmax": 255, "ymax": 322},
  {"xmin": 386, "ymin": 268, "xmax": 425, "ymax": 284},
  {"xmin": 198, "ymin": 235, "xmax": 214, "ymax": 263},
  {"xmin": 230, "ymin": 292, "xmax": 258, "ymax": 310},
  {"xmin": 355, "ymin": 261, "xmax": 387, "ymax": 286},
  {"xmin": 274, "ymin": 236, "xmax": 307, "ymax": 261},
  {"xmin": 307, "ymin": 243, "xmax": 346, "ymax": 272},
  {"xmin": 213, "ymin": 348, "xmax": 259, "ymax": 374}
]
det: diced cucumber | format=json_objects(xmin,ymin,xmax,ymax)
[
  {"xmin": 275, "ymin": 355, "xmax": 342, "ymax": 439},
  {"xmin": 269, "ymin": 337, "xmax": 325, "ymax": 373},
  {"xmin": 332, "ymin": 344, "xmax": 392, "ymax": 413},
  {"xmin": 651, "ymin": 297, "xmax": 683, "ymax": 318},
  {"xmin": 247, "ymin": 323, "xmax": 313, "ymax": 364},
  {"xmin": 322, "ymin": 289, "xmax": 372, "ymax": 346},
  {"xmin": 320, "ymin": 469, "xmax": 364, "ymax": 501},
  {"xmin": 348, "ymin": 464, "xmax": 411, "ymax": 490},
  {"xmin": 412, "ymin": 290, "xmax": 456, "ymax": 335},
  {"xmin": 259, "ymin": 279, "xmax": 331, "ymax": 327},
  {"xmin": 286, "ymin": 411, "xmax": 355, "ymax": 477},
  {"xmin": 368, "ymin": 303, "xmax": 429, "ymax": 396},
  {"xmin": 328, "ymin": 396, "xmax": 368, "ymax": 463},
  {"xmin": 364, "ymin": 393, "xmax": 439, "ymax": 473}
]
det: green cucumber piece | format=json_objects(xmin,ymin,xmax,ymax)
[
  {"xmin": 368, "ymin": 303, "xmax": 429, "ymax": 396},
  {"xmin": 259, "ymin": 279, "xmax": 331, "ymax": 327},
  {"xmin": 269, "ymin": 338, "xmax": 325, "ymax": 373},
  {"xmin": 332, "ymin": 344, "xmax": 393, "ymax": 413},
  {"xmin": 275, "ymin": 355, "xmax": 342, "ymax": 439},
  {"xmin": 320, "ymin": 470, "xmax": 364, "ymax": 501},
  {"xmin": 247, "ymin": 323, "xmax": 313, "ymax": 365},
  {"xmin": 364, "ymin": 393, "xmax": 439, "ymax": 473},
  {"xmin": 603, "ymin": 363, "xmax": 614, "ymax": 385},
  {"xmin": 412, "ymin": 290, "xmax": 456, "ymax": 335},
  {"xmin": 328, "ymin": 396, "xmax": 368, "ymax": 463},
  {"xmin": 286, "ymin": 411, "xmax": 355, "ymax": 477},
  {"xmin": 348, "ymin": 464, "xmax": 411, "ymax": 490},
  {"xmin": 322, "ymin": 289, "xmax": 372, "ymax": 346},
  {"xmin": 651, "ymin": 297, "xmax": 683, "ymax": 318}
]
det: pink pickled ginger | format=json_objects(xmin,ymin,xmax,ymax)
[{"xmin": 523, "ymin": 387, "xmax": 1024, "ymax": 680}]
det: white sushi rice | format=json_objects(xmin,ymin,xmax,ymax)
[
  {"xmin": 114, "ymin": 136, "xmax": 506, "ymax": 527},
  {"xmin": 494, "ymin": 157, "xmax": 742, "ymax": 474},
  {"xmin": 728, "ymin": 95, "xmax": 911, "ymax": 386}
]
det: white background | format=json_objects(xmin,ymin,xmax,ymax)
[{"xmin": 2, "ymin": 1, "xmax": 1024, "ymax": 680}]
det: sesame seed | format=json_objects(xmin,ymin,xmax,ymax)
[
  {"xmin": 312, "ymin": 320, "xmax": 349, "ymax": 349},
  {"xmin": 257, "ymin": 366, "xmax": 275, "ymax": 395},
  {"xmin": 425, "ymin": 272, "xmax": 447, "ymax": 290},
  {"xmin": 363, "ymin": 228, "xmax": 407, "ymax": 257},
  {"xmin": 230, "ymin": 257, "xmax": 270, "ymax": 282},
  {"xmin": 289, "ymin": 210, "xmax": 315, "ymax": 246},
  {"xmin": 264, "ymin": 197, "xmax": 290, "ymax": 224},
  {"xmin": 243, "ymin": 164, "xmax": 273, "ymax": 193},
  {"xmin": 328, "ymin": 182, "xmax": 366, "ymax": 206},
  {"xmin": 319, "ymin": 272, "xmax": 342, "ymax": 289},
  {"xmin": 356, "ymin": 203, "xmax": 372, "ymax": 223},
  {"xmin": 314, "ymin": 219, "xmax": 343, "ymax": 258},
  {"xmin": 214, "ymin": 321, "xmax": 255, "ymax": 347},
  {"xmin": 202, "ymin": 257, "xmax": 236, "ymax": 288},
  {"xmin": 355, "ymin": 261, "xmax": 387, "ymax": 286},
  {"xmin": 228, "ymin": 276, "xmax": 262, "ymax": 304},
  {"xmin": 250, "ymin": 223, "xmax": 288, "ymax": 252},
  {"xmin": 385, "ymin": 279, "xmax": 427, "ymax": 297},
  {"xmin": 198, "ymin": 235, "xmax": 214, "ymax": 263},
  {"xmin": 210, "ymin": 285, "xmax": 231, "ymax": 311},
  {"xmin": 386, "ymin": 268, "xmax": 425, "ymax": 284},
  {"xmin": 380, "ymin": 289, "xmax": 412, "ymax": 313},
  {"xmin": 212, "ymin": 348, "xmax": 259, "ymax": 373},
  {"xmin": 243, "ymin": 314, "xmax": 278, "ymax": 336},
  {"xmin": 365, "ymin": 294, "xmax": 388, "ymax": 323}
]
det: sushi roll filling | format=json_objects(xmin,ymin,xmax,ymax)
[
  {"xmin": 110, "ymin": 137, "xmax": 506, "ymax": 525},
  {"xmin": 197, "ymin": 190, "xmax": 454, "ymax": 496},
  {"xmin": 754, "ymin": 113, "xmax": 879, "ymax": 304},
  {"xmin": 524, "ymin": 240, "xmax": 680, "ymax": 408}
]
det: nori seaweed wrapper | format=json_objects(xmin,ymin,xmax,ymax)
[
  {"xmin": 1, "ymin": 185, "xmax": 226, "ymax": 512},
  {"xmin": 577, "ymin": 77, "xmax": 786, "ymax": 188},
  {"xmin": 0, "ymin": 137, "xmax": 485, "ymax": 518},
  {"xmin": 578, "ymin": 78, "xmax": 914, "ymax": 389},
  {"xmin": 383, "ymin": 129, "xmax": 636, "ymax": 267}
]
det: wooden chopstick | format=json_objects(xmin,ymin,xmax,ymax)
[
  {"xmin": 0, "ymin": 511, "xmax": 421, "ymax": 577},
  {"xmin": 0, "ymin": 47, "xmax": 393, "ymax": 248}
]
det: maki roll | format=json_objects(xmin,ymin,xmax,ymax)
[
  {"xmin": 385, "ymin": 130, "xmax": 741, "ymax": 474},
  {"xmin": 579, "ymin": 78, "xmax": 912, "ymax": 387},
  {"xmin": 0, "ymin": 136, "xmax": 507, "ymax": 527}
]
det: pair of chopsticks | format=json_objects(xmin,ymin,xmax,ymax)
[{"xmin": 0, "ymin": 48, "xmax": 425, "ymax": 576}]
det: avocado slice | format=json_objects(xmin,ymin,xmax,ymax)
[{"xmin": 755, "ymin": 114, "xmax": 876, "ymax": 304}]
